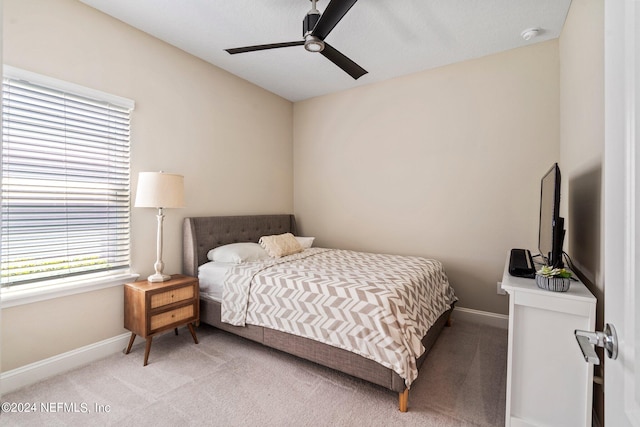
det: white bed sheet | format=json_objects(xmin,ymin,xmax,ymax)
[{"xmin": 198, "ymin": 261, "xmax": 234, "ymax": 301}]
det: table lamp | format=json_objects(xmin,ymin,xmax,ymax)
[{"xmin": 135, "ymin": 171, "xmax": 185, "ymax": 282}]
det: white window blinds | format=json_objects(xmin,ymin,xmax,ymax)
[{"xmin": 1, "ymin": 71, "xmax": 134, "ymax": 287}]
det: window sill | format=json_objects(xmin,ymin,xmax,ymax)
[{"xmin": 0, "ymin": 272, "xmax": 140, "ymax": 308}]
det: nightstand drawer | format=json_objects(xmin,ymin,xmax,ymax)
[
  {"xmin": 150, "ymin": 304, "xmax": 195, "ymax": 331},
  {"xmin": 150, "ymin": 285, "xmax": 195, "ymax": 309}
]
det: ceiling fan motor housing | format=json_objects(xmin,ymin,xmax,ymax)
[{"xmin": 303, "ymin": 12, "xmax": 320, "ymax": 36}]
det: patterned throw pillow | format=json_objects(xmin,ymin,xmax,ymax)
[{"xmin": 259, "ymin": 233, "xmax": 303, "ymax": 258}]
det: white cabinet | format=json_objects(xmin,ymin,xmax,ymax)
[{"xmin": 502, "ymin": 253, "xmax": 596, "ymax": 427}]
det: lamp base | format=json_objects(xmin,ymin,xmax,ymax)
[{"xmin": 147, "ymin": 273, "xmax": 172, "ymax": 283}]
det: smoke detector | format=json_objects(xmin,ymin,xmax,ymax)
[{"xmin": 521, "ymin": 28, "xmax": 540, "ymax": 41}]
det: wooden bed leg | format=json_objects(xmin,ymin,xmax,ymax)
[
  {"xmin": 399, "ymin": 389, "xmax": 409, "ymax": 412},
  {"xmin": 446, "ymin": 315, "xmax": 453, "ymax": 327}
]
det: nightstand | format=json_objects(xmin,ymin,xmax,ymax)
[{"xmin": 124, "ymin": 274, "xmax": 199, "ymax": 365}]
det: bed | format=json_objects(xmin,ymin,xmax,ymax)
[{"xmin": 182, "ymin": 214, "xmax": 456, "ymax": 412}]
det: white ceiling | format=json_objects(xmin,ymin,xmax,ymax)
[{"xmin": 79, "ymin": 0, "xmax": 572, "ymax": 102}]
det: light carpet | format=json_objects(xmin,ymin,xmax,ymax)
[{"xmin": 1, "ymin": 319, "xmax": 507, "ymax": 426}]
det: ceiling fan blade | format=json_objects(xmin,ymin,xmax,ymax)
[
  {"xmin": 320, "ymin": 43, "xmax": 367, "ymax": 80},
  {"xmin": 312, "ymin": 0, "xmax": 359, "ymax": 40},
  {"xmin": 225, "ymin": 41, "xmax": 304, "ymax": 55}
]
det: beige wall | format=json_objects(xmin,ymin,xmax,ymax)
[
  {"xmin": 559, "ymin": 0, "xmax": 604, "ymax": 423},
  {"xmin": 294, "ymin": 41, "xmax": 560, "ymax": 315},
  {"xmin": 1, "ymin": 0, "xmax": 293, "ymax": 371}
]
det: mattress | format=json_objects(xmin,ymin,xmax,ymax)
[{"xmin": 221, "ymin": 247, "xmax": 457, "ymax": 387}]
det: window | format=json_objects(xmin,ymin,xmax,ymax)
[{"xmin": 1, "ymin": 67, "xmax": 135, "ymax": 288}]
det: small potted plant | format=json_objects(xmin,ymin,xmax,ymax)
[{"xmin": 535, "ymin": 265, "xmax": 573, "ymax": 292}]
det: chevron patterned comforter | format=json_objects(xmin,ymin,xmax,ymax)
[{"xmin": 221, "ymin": 247, "xmax": 457, "ymax": 387}]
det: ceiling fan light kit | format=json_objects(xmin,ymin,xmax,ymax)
[
  {"xmin": 225, "ymin": 0, "xmax": 367, "ymax": 80},
  {"xmin": 304, "ymin": 35, "xmax": 325, "ymax": 52}
]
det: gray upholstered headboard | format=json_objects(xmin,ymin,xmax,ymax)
[{"xmin": 182, "ymin": 214, "xmax": 298, "ymax": 277}]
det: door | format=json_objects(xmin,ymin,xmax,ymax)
[{"xmin": 604, "ymin": 0, "xmax": 640, "ymax": 425}]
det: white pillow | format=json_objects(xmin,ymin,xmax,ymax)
[
  {"xmin": 207, "ymin": 242, "xmax": 269, "ymax": 264},
  {"xmin": 295, "ymin": 236, "xmax": 315, "ymax": 249}
]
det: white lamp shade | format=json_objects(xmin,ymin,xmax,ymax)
[{"xmin": 135, "ymin": 172, "xmax": 185, "ymax": 208}]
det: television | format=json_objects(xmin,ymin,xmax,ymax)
[{"xmin": 538, "ymin": 163, "xmax": 565, "ymax": 268}]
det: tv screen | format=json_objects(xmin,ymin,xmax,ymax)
[{"xmin": 538, "ymin": 163, "xmax": 565, "ymax": 267}]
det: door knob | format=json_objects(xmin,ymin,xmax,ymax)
[{"xmin": 574, "ymin": 323, "xmax": 618, "ymax": 365}]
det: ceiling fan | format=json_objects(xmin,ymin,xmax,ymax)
[{"xmin": 225, "ymin": 0, "xmax": 367, "ymax": 80}]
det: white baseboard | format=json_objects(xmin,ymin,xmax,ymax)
[
  {"xmin": 452, "ymin": 306, "xmax": 509, "ymax": 329},
  {"xmin": 0, "ymin": 332, "xmax": 131, "ymax": 395}
]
